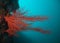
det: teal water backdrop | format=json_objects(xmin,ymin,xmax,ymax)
[{"xmin": 14, "ymin": 0, "xmax": 60, "ymax": 43}]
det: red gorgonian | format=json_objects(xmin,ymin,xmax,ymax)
[{"xmin": 4, "ymin": 10, "xmax": 49, "ymax": 36}]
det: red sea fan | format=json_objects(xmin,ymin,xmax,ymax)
[{"xmin": 4, "ymin": 11, "xmax": 49, "ymax": 36}]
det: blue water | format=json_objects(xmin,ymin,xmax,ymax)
[{"xmin": 14, "ymin": 0, "xmax": 60, "ymax": 43}]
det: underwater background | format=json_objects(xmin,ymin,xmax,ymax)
[{"xmin": 13, "ymin": 0, "xmax": 60, "ymax": 43}]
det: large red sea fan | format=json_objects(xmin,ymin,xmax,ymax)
[{"xmin": 4, "ymin": 11, "xmax": 49, "ymax": 36}]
